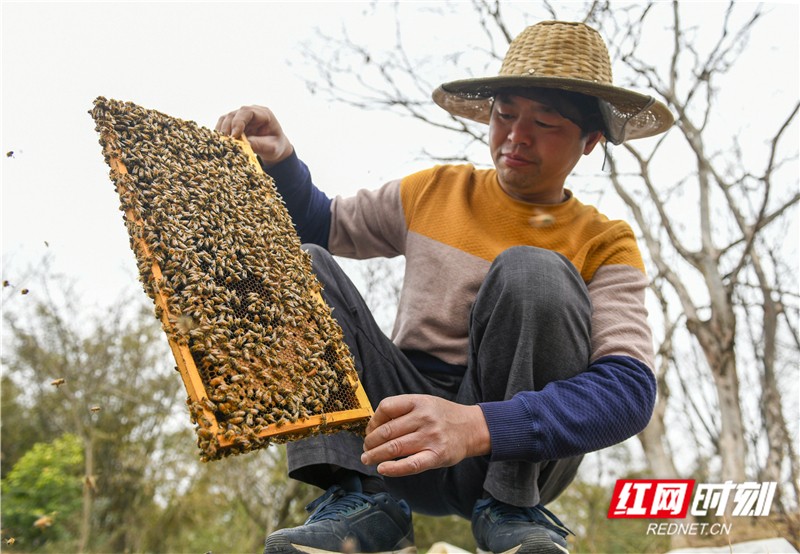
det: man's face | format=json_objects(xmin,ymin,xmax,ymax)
[{"xmin": 489, "ymin": 93, "xmax": 601, "ymax": 204}]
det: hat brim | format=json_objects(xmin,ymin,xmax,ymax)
[{"xmin": 433, "ymin": 76, "xmax": 674, "ymax": 143}]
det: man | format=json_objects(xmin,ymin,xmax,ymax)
[{"xmin": 217, "ymin": 20, "xmax": 673, "ymax": 554}]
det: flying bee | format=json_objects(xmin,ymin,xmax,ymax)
[
  {"xmin": 90, "ymin": 406, "xmax": 101, "ymax": 413},
  {"xmin": 51, "ymin": 378, "xmax": 66, "ymax": 387},
  {"xmin": 529, "ymin": 211, "xmax": 555, "ymax": 228},
  {"xmin": 33, "ymin": 515, "xmax": 54, "ymax": 529}
]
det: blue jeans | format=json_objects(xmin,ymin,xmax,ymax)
[{"xmin": 287, "ymin": 244, "xmax": 592, "ymax": 518}]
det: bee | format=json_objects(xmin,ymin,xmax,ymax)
[
  {"xmin": 197, "ymin": 428, "xmax": 214, "ymax": 440},
  {"xmin": 233, "ymin": 438, "xmax": 251, "ymax": 449},
  {"xmin": 90, "ymin": 406, "xmax": 101, "ymax": 413},
  {"xmin": 529, "ymin": 211, "xmax": 555, "ymax": 228},
  {"xmin": 3, "ymin": 280, "xmax": 10, "ymax": 287},
  {"xmin": 202, "ymin": 397, "xmax": 217, "ymax": 411},
  {"xmin": 20, "ymin": 288, "xmax": 29, "ymax": 295},
  {"xmin": 51, "ymin": 378, "xmax": 66, "ymax": 387},
  {"xmin": 5, "ymin": 537, "xmax": 16, "ymax": 545},
  {"xmin": 33, "ymin": 515, "xmax": 54, "ymax": 529},
  {"xmin": 85, "ymin": 474, "xmax": 97, "ymax": 492}
]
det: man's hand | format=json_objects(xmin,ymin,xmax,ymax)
[
  {"xmin": 360, "ymin": 394, "xmax": 491, "ymax": 477},
  {"xmin": 215, "ymin": 105, "xmax": 293, "ymax": 167}
]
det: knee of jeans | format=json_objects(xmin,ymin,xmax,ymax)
[
  {"xmin": 301, "ymin": 243, "xmax": 334, "ymax": 269},
  {"xmin": 493, "ymin": 246, "xmax": 575, "ymax": 282},
  {"xmin": 301, "ymin": 242, "xmax": 328, "ymax": 258},
  {"xmin": 300, "ymin": 243, "xmax": 343, "ymax": 294},
  {"xmin": 490, "ymin": 246, "xmax": 586, "ymax": 310}
]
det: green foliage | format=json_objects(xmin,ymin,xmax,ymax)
[
  {"xmin": 1, "ymin": 434, "xmax": 84, "ymax": 549},
  {"xmin": 2, "ymin": 270, "xmax": 186, "ymax": 552},
  {"xmin": 0, "ymin": 374, "xmax": 51, "ymax": 478}
]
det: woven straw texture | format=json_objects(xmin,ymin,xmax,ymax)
[
  {"xmin": 432, "ymin": 21, "xmax": 674, "ymax": 143},
  {"xmin": 499, "ymin": 21, "xmax": 612, "ymax": 84}
]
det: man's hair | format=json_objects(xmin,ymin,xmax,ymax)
[{"xmin": 493, "ymin": 87, "xmax": 606, "ymax": 138}]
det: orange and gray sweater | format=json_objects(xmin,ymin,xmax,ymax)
[{"xmin": 267, "ymin": 152, "xmax": 656, "ymax": 463}]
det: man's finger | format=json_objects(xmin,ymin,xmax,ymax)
[
  {"xmin": 230, "ymin": 110, "xmax": 254, "ymax": 139},
  {"xmin": 376, "ymin": 450, "xmax": 439, "ymax": 478},
  {"xmin": 363, "ymin": 412, "xmax": 418, "ymax": 452},
  {"xmin": 365, "ymin": 396, "xmax": 417, "ymax": 434},
  {"xmin": 214, "ymin": 114, "xmax": 227, "ymax": 133},
  {"xmin": 362, "ymin": 432, "xmax": 419, "ymax": 466}
]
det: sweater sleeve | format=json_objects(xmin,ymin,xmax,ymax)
[
  {"xmin": 479, "ymin": 355, "xmax": 656, "ymax": 462},
  {"xmin": 328, "ymin": 180, "xmax": 407, "ymax": 259},
  {"xmin": 260, "ymin": 151, "xmax": 332, "ymax": 248}
]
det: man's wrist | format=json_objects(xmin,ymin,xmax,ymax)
[
  {"xmin": 258, "ymin": 144, "xmax": 295, "ymax": 170},
  {"xmin": 467, "ymin": 404, "xmax": 492, "ymax": 457}
]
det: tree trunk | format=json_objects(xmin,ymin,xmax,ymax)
[
  {"xmin": 639, "ymin": 370, "xmax": 695, "ymax": 549},
  {"xmin": 689, "ymin": 319, "xmax": 747, "ymax": 482},
  {"xmin": 78, "ymin": 435, "xmax": 94, "ymax": 554}
]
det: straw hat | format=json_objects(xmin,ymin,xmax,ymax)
[{"xmin": 432, "ymin": 21, "xmax": 674, "ymax": 144}]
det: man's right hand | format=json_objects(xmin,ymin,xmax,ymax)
[{"xmin": 215, "ymin": 105, "xmax": 294, "ymax": 167}]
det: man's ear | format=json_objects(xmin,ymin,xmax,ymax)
[{"xmin": 583, "ymin": 130, "xmax": 604, "ymax": 155}]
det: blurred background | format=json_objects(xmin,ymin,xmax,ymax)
[{"xmin": 2, "ymin": 2, "xmax": 798, "ymax": 552}]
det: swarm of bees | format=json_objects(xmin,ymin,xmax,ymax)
[{"xmin": 90, "ymin": 97, "xmax": 370, "ymax": 461}]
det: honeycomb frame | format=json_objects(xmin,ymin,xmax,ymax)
[{"xmin": 90, "ymin": 97, "xmax": 373, "ymax": 460}]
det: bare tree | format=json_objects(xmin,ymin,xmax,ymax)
[
  {"xmin": 294, "ymin": 0, "xmax": 799, "ymax": 509},
  {"xmin": 598, "ymin": 1, "xmax": 799, "ymax": 494}
]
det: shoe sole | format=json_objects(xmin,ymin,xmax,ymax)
[
  {"xmin": 476, "ymin": 534, "xmax": 569, "ymax": 554},
  {"xmin": 288, "ymin": 548, "xmax": 415, "ymax": 554},
  {"xmin": 265, "ymin": 535, "xmax": 417, "ymax": 554}
]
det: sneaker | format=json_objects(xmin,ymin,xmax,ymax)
[
  {"xmin": 472, "ymin": 497, "xmax": 572, "ymax": 554},
  {"xmin": 264, "ymin": 485, "xmax": 416, "ymax": 554}
]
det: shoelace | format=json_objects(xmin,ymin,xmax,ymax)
[
  {"xmin": 305, "ymin": 485, "xmax": 376, "ymax": 524},
  {"xmin": 484, "ymin": 500, "xmax": 574, "ymax": 538}
]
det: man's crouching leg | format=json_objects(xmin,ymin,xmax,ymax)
[
  {"xmin": 265, "ymin": 244, "xmax": 416, "ymax": 554},
  {"xmin": 462, "ymin": 246, "xmax": 593, "ymax": 554}
]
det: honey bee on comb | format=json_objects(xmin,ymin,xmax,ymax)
[{"xmin": 90, "ymin": 97, "xmax": 372, "ymax": 461}]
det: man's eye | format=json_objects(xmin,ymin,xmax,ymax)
[
  {"xmin": 536, "ymin": 120, "xmax": 556, "ymax": 128},
  {"xmin": 497, "ymin": 112, "xmax": 515, "ymax": 120}
]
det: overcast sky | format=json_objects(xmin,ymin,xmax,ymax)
[
  {"xmin": 2, "ymin": 1, "xmax": 798, "ymax": 314},
  {"xmin": 1, "ymin": 3, "xmax": 399, "ymax": 308}
]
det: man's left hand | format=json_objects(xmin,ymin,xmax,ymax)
[{"xmin": 360, "ymin": 394, "xmax": 491, "ymax": 477}]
